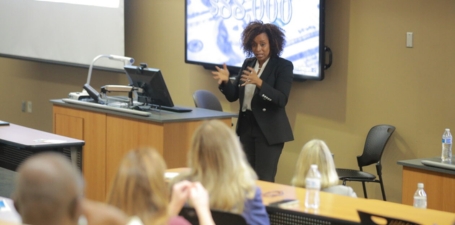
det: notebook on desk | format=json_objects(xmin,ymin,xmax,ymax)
[{"xmin": 421, "ymin": 157, "xmax": 455, "ymax": 171}]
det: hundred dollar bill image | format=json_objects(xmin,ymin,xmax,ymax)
[{"xmin": 186, "ymin": 0, "xmax": 321, "ymax": 77}]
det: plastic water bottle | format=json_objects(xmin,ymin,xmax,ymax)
[
  {"xmin": 442, "ymin": 128, "xmax": 452, "ymax": 163},
  {"xmin": 305, "ymin": 164, "xmax": 321, "ymax": 209},
  {"xmin": 413, "ymin": 183, "xmax": 427, "ymax": 209}
]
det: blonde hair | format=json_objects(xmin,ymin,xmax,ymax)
[
  {"xmin": 179, "ymin": 120, "xmax": 257, "ymax": 214},
  {"xmin": 291, "ymin": 139, "xmax": 339, "ymax": 189},
  {"xmin": 106, "ymin": 148, "xmax": 169, "ymax": 225}
]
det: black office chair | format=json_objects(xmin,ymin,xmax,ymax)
[
  {"xmin": 193, "ymin": 90, "xmax": 223, "ymax": 112},
  {"xmin": 336, "ymin": 124, "xmax": 395, "ymax": 201},
  {"xmin": 179, "ymin": 206, "xmax": 247, "ymax": 225},
  {"xmin": 357, "ymin": 210, "xmax": 420, "ymax": 225}
]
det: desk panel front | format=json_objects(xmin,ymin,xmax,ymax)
[
  {"xmin": 52, "ymin": 101, "xmax": 235, "ymax": 201},
  {"xmin": 260, "ymin": 181, "xmax": 455, "ymax": 224},
  {"xmin": 54, "ymin": 105, "xmax": 106, "ymax": 201},
  {"xmin": 167, "ymin": 168, "xmax": 455, "ymax": 225},
  {"xmin": 399, "ymin": 158, "xmax": 455, "ymax": 213}
]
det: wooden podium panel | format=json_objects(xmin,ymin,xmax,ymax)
[
  {"xmin": 163, "ymin": 119, "xmax": 231, "ymax": 168},
  {"xmin": 398, "ymin": 158, "xmax": 455, "ymax": 213},
  {"xmin": 54, "ymin": 105, "xmax": 107, "ymax": 201},
  {"xmin": 105, "ymin": 115, "xmax": 164, "ymax": 190},
  {"xmin": 52, "ymin": 100, "xmax": 235, "ymax": 201},
  {"xmin": 104, "ymin": 116, "xmax": 231, "ymax": 191}
]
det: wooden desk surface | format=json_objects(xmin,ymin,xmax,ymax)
[{"xmin": 167, "ymin": 168, "xmax": 455, "ymax": 225}]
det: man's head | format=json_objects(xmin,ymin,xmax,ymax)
[{"xmin": 12, "ymin": 152, "xmax": 84, "ymax": 225}]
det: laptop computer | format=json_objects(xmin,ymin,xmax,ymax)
[{"xmin": 421, "ymin": 157, "xmax": 455, "ymax": 171}]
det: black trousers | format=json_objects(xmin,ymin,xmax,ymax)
[{"xmin": 238, "ymin": 110, "xmax": 284, "ymax": 182}]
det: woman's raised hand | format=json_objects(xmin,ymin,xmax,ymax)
[
  {"xmin": 241, "ymin": 66, "xmax": 262, "ymax": 88},
  {"xmin": 212, "ymin": 63, "xmax": 230, "ymax": 84}
]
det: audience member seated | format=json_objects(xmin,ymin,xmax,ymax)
[
  {"xmin": 172, "ymin": 120, "xmax": 270, "ymax": 225},
  {"xmin": 12, "ymin": 152, "xmax": 129, "ymax": 225},
  {"xmin": 291, "ymin": 139, "xmax": 357, "ymax": 197},
  {"xmin": 106, "ymin": 148, "xmax": 214, "ymax": 225},
  {"xmin": 80, "ymin": 199, "xmax": 134, "ymax": 225}
]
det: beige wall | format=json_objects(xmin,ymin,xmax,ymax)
[{"xmin": 1, "ymin": 0, "xmax": 454, "ymax": 203}]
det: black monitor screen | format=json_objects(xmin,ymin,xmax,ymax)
[{"xmin": 124, "ymin": 65, "xmax": 174, "ymax": 107}]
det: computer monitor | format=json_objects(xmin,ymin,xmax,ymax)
[{"xmin": 124, "ymin": 65, "xmax": 174, "ymax": 107}]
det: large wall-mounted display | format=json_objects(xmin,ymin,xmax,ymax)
[{"xmin": 185, "ymin": 0, "xmax": 327, "ymax": 80}]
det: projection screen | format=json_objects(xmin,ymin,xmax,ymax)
[{"xmin": 0, "ymin": 0, "xmax": 125, "ymax": 70}]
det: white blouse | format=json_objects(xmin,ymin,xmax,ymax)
[{"xmin": 242, "ymin": 58, "xmax": 270, "ymax": 112}]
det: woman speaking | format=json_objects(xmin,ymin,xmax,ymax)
[{"xmin": 212, "ymin": 20, "xmax": 294, "ymax": 182}]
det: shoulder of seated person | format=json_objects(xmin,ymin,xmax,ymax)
[{"xmin": 79, "ymin": 199, "xmax": 129, "ymax": 225}]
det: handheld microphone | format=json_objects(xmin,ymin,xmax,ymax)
[
  {"xmin": 108, "ymin": 55, "xmax": 135, "ymax": 65},
  {"xmin": 239, "ymin": 58, "xmax": 256, "ymax": 85},
  {"xmin": 247, "ymin": 58, "xmax": 256, "ymax": 69}
]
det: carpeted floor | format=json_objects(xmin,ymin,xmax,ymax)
[{"xmin": 0, "ymin": 167, "xmax": 15, "ymax": 198}]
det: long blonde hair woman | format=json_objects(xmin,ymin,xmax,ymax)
[
  {"xmin": 173, "ymin": 120, "xmax": 270, "ymax": 225},
  {"xmin": 107, "ymin": 148, "xmax": 215, "ymax": 225},
  {"xmin": 291, "ymin": 139, "xmax": 357, "ymax": 197}
]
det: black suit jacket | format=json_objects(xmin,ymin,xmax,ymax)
[{"xmin": 220, "ymin": 56, "xmax": 294, "ymax": 145}]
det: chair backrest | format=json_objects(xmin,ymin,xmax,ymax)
[
  {"xmin": 193, "ymin": 90, "xmax": 223, "ymax": 111},
  {"xmin": 179, "ymin": 206, "xmax": 247, "ymax": 225},
  {"xmin": 357, "ymin": 210, "xmax": 420, "ymax": 225},
  {"xmin": 357, "ymin": 124, "xmax": 396, "ymax": 167}
]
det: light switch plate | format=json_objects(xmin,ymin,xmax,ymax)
[{"xmin": 407, "ymin": 32, "xmax": 413, "ymax": 48}]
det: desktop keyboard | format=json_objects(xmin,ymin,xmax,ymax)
[
  {"xmin": 421, "ymin": 158, "xmax": 455, "ymax": 171},
  {"xmin": 131, "ymin": 104, "xmax": 193, "ymax": 113},
  {"xmin": 152, "ymin": 105, "xmax": 193, "ymax": 113}
]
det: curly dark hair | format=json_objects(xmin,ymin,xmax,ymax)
[{"xmin": 241, "ymin": 20, "xmax": 286, "ymax": 58}]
